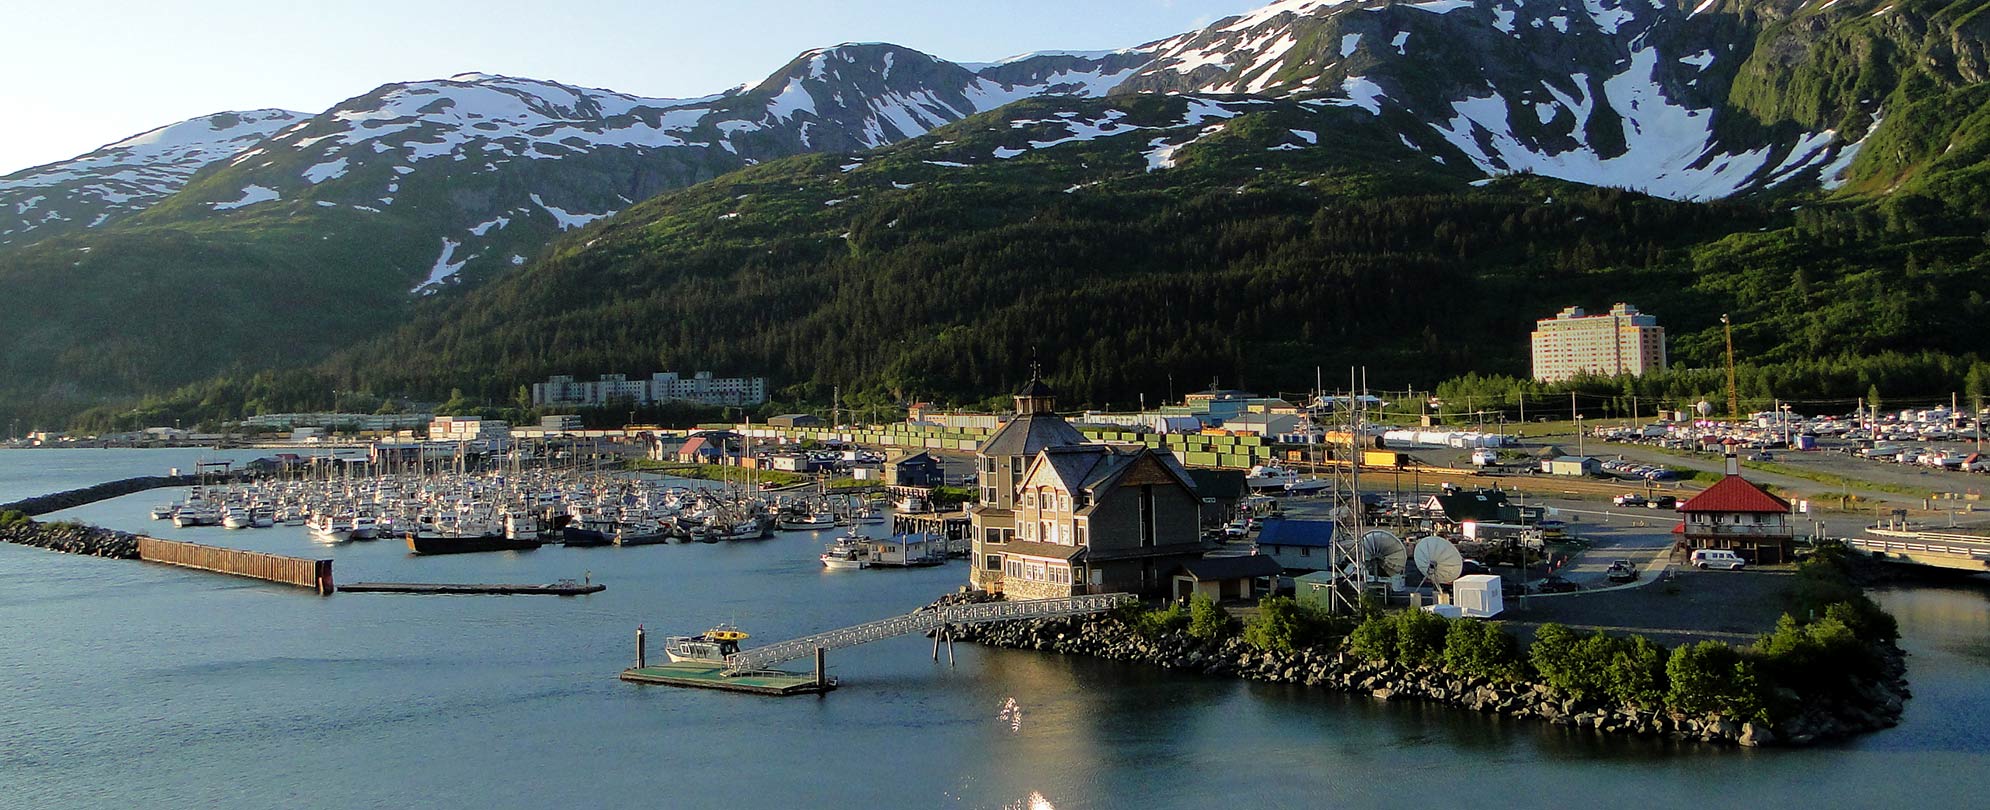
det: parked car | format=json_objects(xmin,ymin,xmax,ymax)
[
  {"xmin": 1532, "ymin": 576, "xmax": 1581, "ymax": 594},
  {"xmin": 1613, "ymin": 493, "xmax": 1648, "ymax": 507},
  {"xmin": 1605, "ymin": 559, "xmax": 1639, "ymax": 583},
  {"xmin": 1690, "ymin": 549, "xmax": 1747, "ymax": 570},
  {"xmin": 1646, "ymin": 495, "xmax": 1678, "ymax": 509},
  {"xmin": 1461, "ymin": 559, "xmax": 1491, "ymax": 577}
]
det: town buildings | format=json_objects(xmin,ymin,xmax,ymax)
[
  {"xmin": 1530, "ymin": 303, "xmax": 1667, "ymax": 382},
  {"xmin": 427, "ymin": 416, "xmax": 511, "ymax": 450},
  {"xmin": 530, "ymin": 371, "xmax": 767, "ymax": 408}
]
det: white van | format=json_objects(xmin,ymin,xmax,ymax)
[{"xmin": 1690, "ymin": 549, "xmax": 1746, "ymax": 570}]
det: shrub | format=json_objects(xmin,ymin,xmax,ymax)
[
  {"xmin": 0, "ymin": 509, "xmax": 28, "ymax": 528},
  {"xmin": 1348, "ymin": 612, "xmax": 1399, "ymax": 661},
  {"xmin": 1666, "ymin": 641, "xmax": 1767, "ymax": 722},
  {"xmin": 1187, "ymin": 593, "xmax": 1235, "ymax": 640},
  {"xmin": 1824, "ymin": 598, "xmax": 1899, "ymax": 644},
  {"xmin": 1443, "ymin": 620, "xmax": 1523, "ymax": 682},
  {"xmin": 1605, "ymin": 635, "xmax": 1670, "ymax": 708},
  {"xmin": 1753, "ymin": 612, "xmax": 1879, "ymax": 695},
  {"xmin": 1393, "ymin": 609, "xmax": 1451, "ymax": 668},
  {"xmin": 1530, "ymin": 625, "xmax": 1659, "ymax": 704},
  {"xmin": 1124, "ymin": 602, "xmax": 1188, "ymax": 639},
  {"xmin": 1244, "ymin": 596, "xmax": 1338, "ymax": 652}
]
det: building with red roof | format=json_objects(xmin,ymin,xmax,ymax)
[{"xmin": 1674, "ymin": 455, "xmax": 1794, "ymax": 564}]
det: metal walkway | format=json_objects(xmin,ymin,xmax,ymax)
[
  {"xmin": 1849, "ymin": 530, "xmax": 1990, "ymax": 572},
  {"xmin": 724, "ymin": 593, "xmax": 1134, "ymax": 674}
]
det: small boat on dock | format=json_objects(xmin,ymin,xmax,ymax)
[{"xmin": 664, "ymin": 625, "xmax": 750, "ymax": 663}]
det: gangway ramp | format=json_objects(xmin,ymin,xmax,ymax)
[{"xmin": 724, "ymin": 593, "xmax": 1133, "ymax": 674}]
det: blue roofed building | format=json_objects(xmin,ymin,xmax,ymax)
[{"xmin": 1251, "ymin": 518, "xmax": 1338, "ymax": 573}]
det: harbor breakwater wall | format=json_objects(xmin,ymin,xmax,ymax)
[
  {"xmin": 136, "ymin": 537, "xmax": 333, "ymax": 595},
  {"xmin": 946, "ymin": 612, "xmax": 1907, "ymax": 748},
  {"xmin": 0, "ymin": 475, "xmax": 203, "ymax": 516},
  {"xmin": 1, "ymin": 516, "xmax": 332, "ymax": 594}
]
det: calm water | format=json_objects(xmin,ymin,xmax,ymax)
[{"xmin": 2, "ymin": 450, "xmax": 1988, "ymax": 809}]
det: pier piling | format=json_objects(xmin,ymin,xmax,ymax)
[{"xmin": 815, "ymin": 647, "xmax": 826, "ymax": 689}]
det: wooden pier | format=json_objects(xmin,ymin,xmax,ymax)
[
  {"xmin": 338, "ymin": 581, "xmax": 605, "ymax": 595},
  {"xmin": 136, "ymin": 536, "xmax": 333, "ymax": 594}
]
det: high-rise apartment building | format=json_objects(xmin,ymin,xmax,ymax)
[{"xmin": 1530, "ymin": 304, "xmax": 1666, "ymax": 382}]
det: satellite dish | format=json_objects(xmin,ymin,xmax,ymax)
[
  {"xmin": 1412, "ymin": 535, "xmax": 1465, "ymax": 585},
  {"xmin": 1695, "ymin": 400, "xmax": 1714, "ymax": 417},
  {"xmin": 1359, "ymin": 529, "xmax": 1407, "ymax": 577}
]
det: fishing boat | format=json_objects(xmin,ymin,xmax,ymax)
[
  {"xmin": 221, "ymin": 507, "xmax": 253, "ymax": 530},
  {"xmin": 350, "ymin": 515, "xmax": 380, "ymax": 541},
  {"xmin": 612, "ymin": 519, "xmax": 671, "ymax": 547},
  {"xmin": 404, "ymin": 531, "xmax": 541, "ymax": 555},
  {"xmin": 819, "ymin": 535, "xmax": 871, "ymax": 570},
  {"xmin": 664, "ymin": 625, "xmax": 750, "ymax": 663},
  {"xmin": 1283, "ymin": 477, "xmax": 1331, "ymax": 495},
  {"xmin": 249, "ymin": 507, "xmax": 276, "ymax": 528},
  {"xmin": 148, "ymin": 505, "xmax": 173, "ymax": 521},
  {"xmin": 778, "ymin": 512, "xmax": 837, "ymax": 531}
]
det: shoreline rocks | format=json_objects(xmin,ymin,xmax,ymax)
[
  {"xmin": 945, "ymin": 611, "xmax": 1909, "ymax": 748},
  {"xmin": 0, "ymin": 474, "xmax": 204, "ymax": 516},
  {"xmin": 0, "ymin": 518, "xmax": 141, "ymax": 559}
]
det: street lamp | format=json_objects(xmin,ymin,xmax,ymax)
[{"xmin": 1575, "ymin": 415, "xmax": 1585, "ymax": 456}]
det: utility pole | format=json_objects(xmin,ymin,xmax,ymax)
[
  {"xmin": 1976, "ymin": 393, "xmax": 1984, "ymax": 454},
  {"xmin": 1721, "ymin": 313, "xmax": 1739, "ymax": 419}
]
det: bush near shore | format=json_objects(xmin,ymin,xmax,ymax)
[{"xmin": 954, "ymin": 546, "xmax": 1906, "ymax": 746}]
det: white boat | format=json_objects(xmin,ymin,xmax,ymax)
[
  {"xmin": 308, "ymin": 514, "xmax": 353, "ymax": 542},
  {"xmin": 221, "ymin": 507, "xmax": 253, "ymax": 530},
  {"xmin": 148, "ymin": 505, "xmax": 173, "ymax": 521},
  {"xmin": 820, "ymin": 535, "xmax": 871, "ymax": 570},
  {"xmin": 896, "ymin": 495, "xmax": 929, "ymax": 513},
  {"xmin": 250, "ymin": 508, "xmax": 275, "ymax": 529},
  {"xmin": 663, "ymin": 625, "xmax": 749, "ymax": 663},
  {"xmin": 779, "ymin": 512, "xmax": 837, "ymax": 531},
  {"xmin": 1283, "ymin": 477, "xmax": 1331, "ymax": 495},
  {"xmin": 1246, "ymin": 465, "xmax": 1302, "ymax": 490},
  {"xmin": 171, "ymin": 506, "xmax": 218, "ymax": 528},
  {"xmin": 350, "ymin": 515, "xmax": 379, "ymax": 541}
]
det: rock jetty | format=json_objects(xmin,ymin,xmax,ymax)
[
  {"xmin": 0, "ymin": 474, "xmax": 202, "ymax": 516},
  {"xmin": 945, "ymin": 610, "xmax": 1908, "ymax": 748},
  {"xmin": 0, "ymin": 518, "xmax": 141, "ymax": 559}
]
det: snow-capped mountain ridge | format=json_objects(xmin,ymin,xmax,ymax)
[{"xmin": 0, "ymin": 109, "xmax": 305, "ymax": 245}]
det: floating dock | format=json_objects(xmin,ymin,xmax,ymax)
[
  {"xmin": 619, "ymin": 661, "xmax": 835, "ymax": 696},
  {"xmin": 337, "ymin": 581, "xmax": 605, "ymax": 595}
]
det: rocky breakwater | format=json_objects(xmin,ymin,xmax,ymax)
[
  {"xmin": 0, "ymin": 474, "xmax": 202, "ymax": 516},
  {"xmin": 946, "ymin": 608, "xmax": 1908, "ymax": 748},
  {"xmin": 0, "ymin": 514, "xmax": 141, "ymax": 559}
]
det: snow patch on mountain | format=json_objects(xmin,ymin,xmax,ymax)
[
  {"xmin": 212, "ymin": 184, "xmax": 280, "ymax": 210},
  {"xmin": 412, "ymin": 237, "xmax": 466, "ymax": 294}
]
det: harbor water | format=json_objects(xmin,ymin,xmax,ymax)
[{"xmin": 3, "ymin": 449, "xmax": 1989, "ymax": 808}]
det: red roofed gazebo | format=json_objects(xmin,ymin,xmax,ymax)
[{"xmin": 1675, "ymin": 460, "xmax": 1795, "ymax": 565}]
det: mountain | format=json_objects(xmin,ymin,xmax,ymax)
[
  {"xmin": 15, "ymin": 0, "xmax": 1990, "ymax": 426},
  {"xmin": 0, "ymin": 109, "xmax": 305, "ymax": 247}
]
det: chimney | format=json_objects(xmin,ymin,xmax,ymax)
[{"xmin": 1724, "ymin": 448, "xmax": 1740, "ymax": 476}]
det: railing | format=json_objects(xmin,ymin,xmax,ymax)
[
  {"xmin": 1850, "ymin": 532, "xmax": 1990, "ymax": 561},
  {"xmin": 723, "ymin": 593, "xmax": 1133, "ymax": 674}
]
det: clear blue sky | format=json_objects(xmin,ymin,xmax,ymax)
[{"xmin": 1, "ymin": 0, "xmax": 1265, "ymax": 175}]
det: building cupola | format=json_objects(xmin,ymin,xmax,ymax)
[{"xmin": 1014, "ymin": 362, "xmax": 1056, "ymax": 415}]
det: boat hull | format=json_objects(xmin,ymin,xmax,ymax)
[{"xmin": 405, "ymin": 533, "xmax": 541, "ymax": 555}]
